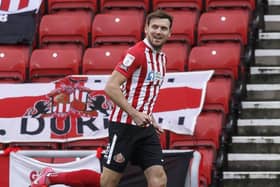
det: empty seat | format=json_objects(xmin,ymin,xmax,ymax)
[
  {"xmin": 62, "ymin": 138, "xmax": 109, "ymax": 150},
  {"xmin": 100, "ymin": 0, "xmax": 150, "ymax": 12},
  {"xmin": 206, "ymin": 0, "xmax": 255, "ymax": 11},
  {"xmin": 8, "ymin": 142, "xmax": 59, "ymax": 150},
  {"xmin": 169, "ymin": 111, "xmax": 225, "ymax": 151},
  {"xmin": 188, "ymin": 43, "xmax": 242, "ymax": 81},
  {"xmin": 198, "ymin": 9, "xmax": 249, "ymax": 45},
  {"xmin": 29, "ymin": 48, "xmax": 81, "ymax": 82},
  {"xmin": 82, "ymin": 45, "xmax": 129, "ymax": 75},
  {"xmin": 166, "ymin": 10, "xmax": 198, "ymax": 46},
  {"xmin": 39, "ymin": 11, "xmax": 92, "ymax": 48},
  {"xmin": 153, "ymin": 0, "xmax": 203, "ymax": 12},
  {"xmin": 0, "ymin": 46, "xmax": 30, "ymax": 83},
  {"xmin": 162, "ymin": 43, "xmax": 188, "ymax": 72},
  {"xmin": 48, "ymin": 0, "xmax": 98, "ymax": 13},
  {"xmin": 204, "ymin": 76, "xmax": 233, "ymax": 115},
  {"xmin": 91, "ymin": 12, "xmax": 142, "ymax": 46}
]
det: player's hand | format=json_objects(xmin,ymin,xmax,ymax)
[{"xmin": 132, "ymin": 112, "xmax": 152, "ymax": 127}]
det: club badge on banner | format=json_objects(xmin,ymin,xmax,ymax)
[
  {"xmin": 9, "ymin": 152, "xmax": 101, "ymax": 187},
  {"xmin": 0, "ymin": 71, "xmax": 213, "ymax": 143}
]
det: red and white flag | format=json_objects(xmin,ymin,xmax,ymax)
[
  {"xmin": 0, "ymin": 71, "xmax": 213, "ymax": 143},
  {"xmin": 9, "ymin": 152, "xmax": 101, "ymax": 187}
]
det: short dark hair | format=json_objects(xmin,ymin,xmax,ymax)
[{"xmin": 146, "ymin": 10, "xmax": 173, "ymax": 29}]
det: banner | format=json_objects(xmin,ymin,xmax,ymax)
[
  {"xmin": 8, "ymin": 150, "xmax": 200, "ymax": 187},
  {"xmin": 9, "ymin": 152, "xmax": 101, "ymax": 187},
  {"xmin": 0, "ymin": 71, "xmax": 213, "ymax": 143},
  {"xmin": 0, "ymin": 0, "xmax": 43, "ymax": 44}
]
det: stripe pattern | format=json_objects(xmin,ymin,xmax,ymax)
[{"xmin": 110, "ymin": 40, "xmax": 166, "ymax": 125}]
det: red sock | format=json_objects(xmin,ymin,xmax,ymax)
[{"xmin": 48, "ymin": 169, "xmax": 100, "ymax": 187}]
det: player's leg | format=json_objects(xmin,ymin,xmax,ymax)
[
  {"xmin": 101, "ymin": 122, "xmax": 134, "ymax": 187},
  {"xmin": 100, "ymin": 167, "xmax": 122, "ymax": 187},
  {"xmin": 133, "ymin": 125, "xmax": 167, "ymax": 187},
  {"xmin": 144, "ymin": 165, "xmax": 167, "ymax": 187}
]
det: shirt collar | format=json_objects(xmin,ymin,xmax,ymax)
[{"xmin": 143, "ymin": 38, "xmax": 162, "ymax": 53}]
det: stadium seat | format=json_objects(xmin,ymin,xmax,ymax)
[
  {"xmin": 198, "ymin": 148, "xmax": 216, "ymax": 186},
  {"xmin": 82, "ymin": 45, "xmax": 129, "ymax": 75},
  {"xmin": 204, "ymin": 76, "xmax": 233, "ymax": 115},
  {"xmin": 29, "ymin": 48, "xmax": 81, "ymax": 82},
  {"xmin": 52, "ymin": 157, "xmax": 77, "ymax": 163},
  {"xmin": 39, "ymin": 11, "xmax": 92, "ymax": 48},
  {"xmin": 91, "ymin": 12, "xmax": 143, "ymax": 46},
  {"xmin": 162, "ymin": 43, "xmax": 189, "ymax": 72},
  {"xmin": 153, "ymin": 0, "xmax": 203, "ymax": 12},
  {"xmin": 0, "ymin": 46, "xmax": 30, "ymax": 83},
  {"xmin": 8, "ymin": 142, "xmax": 60, "ymax": 150},
  {"xmin": 62, "ymin": 138, "xmax": 109, "ymax": 150},
  {"xmin": 48, "ymin": 0, "xmax": 98, "ymax": 13},
  {"xmin": 197, "ymin": 9, "xmax": 249, "ymax": 45},
  {"xmin": 100, "ymin": 0, "xmax": 150, "ymax": 13},
  {"xmin": 188, "ymin": 43, "xmax": 242, "ymax": 81},
  {"xmin": 166, "ymin": 10, "xmax": 198, "ymax": 46},
  {"xmin": 206, "ymin": 0, "xmax": 256, "ymax": 11},
  {"xmin": 169, "ymin": 111, "xmax": 225, "ymax": 151}
]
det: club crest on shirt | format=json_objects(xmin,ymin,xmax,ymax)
[
  {"xmin": 113, "ymin": 153, "xmax": 126, "ymax": 163},
  {"xmin": 119, "ymin": 53, "xmax": 135, "ymax": 71}
]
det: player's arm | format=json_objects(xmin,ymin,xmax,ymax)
[{"xmin": 105, "ymin": 70, "xmax": 151, "ymax": 126}]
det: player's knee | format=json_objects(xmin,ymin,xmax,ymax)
[
  {"xmin": 100, "ymin": 173, "xmax": 119, "ymax": 187},
  {"xmin": 147, "ymin": 171, "xmax": 167, "ymax": 187}
]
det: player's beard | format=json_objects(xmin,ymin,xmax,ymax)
[{"xmin": 146, "ymin": 34, "xmax": 167, "ymax": 51}]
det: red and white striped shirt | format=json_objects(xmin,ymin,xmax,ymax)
[{"xmin": 109, "ymin": 39, "xmax": 167, "ymax": 125}]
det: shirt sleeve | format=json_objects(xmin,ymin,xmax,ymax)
[{"xmin": 114, "ymin": 48, "xmax": 141, "ymax": 78}]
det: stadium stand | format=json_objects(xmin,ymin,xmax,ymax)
[
  {"xmin": 197, "ymin": 9, "xmax": 250, "ymax": 46},
  {"xmin": 153, "ymin": 0, "xmax": 204, "ymax": 12},
  {"xmin": 100, "ymin": 0, "xmax": 150, "ymax": 13},
  {"xmin": 29, "ymin": 48, "xmax": 81, "ymax": 82},
  {"xmin": 0, "ymin": 0, "xmax": 260, "ymax": 186},
  {"xmin": 188, "ymin": 43, "xmax": 242, "ymax": 81},
  {"xmin": 82, "ymin": 45, "xmax": 129, "ymax": 74},
  {"xmin": 91, "ymin": 11, "xmax": 143, "ymax": 46},
  {"xmin": 62, "ymin": 138, "xmax": 109, "ymax": 150},
  {"xmin": 39, "ymin": 10, "xmax": 92, "ymax": 49},
  {"xmin": 47, "ymin": 0, "xmax": 98, "ymax": 13},
  {"xmin": 0, "ymin": 46, "xmax": 30, "ymax": 83},
  {"xmin": 205, "ymin": 0, "xmax": 256, "ymax": 11}
]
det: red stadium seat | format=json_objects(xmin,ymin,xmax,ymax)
[
  {"xmin": 52, "ymin": 157, "xmax": 77, "ymax": 163},
  {"xmin": 162, "ymin": 43, "xmax": 189, "ymax": 72},
  {"xmin": 62, "ymin": 138, "xmax": 109, "ymax": 150},
  {"xmin": 29, "ymin": 48, "xmax": 81, "ymax": 82},
  {"xmin": 82, "ymin": 45, "xmax": 129, "ymax": 75},
  {"xmin": 166, "ymin": 10, "xmax": 198, "ymax": 46},
  {"xmin": 48, "ymin": 0, "xmax": 98, "ymax": 13},
  {"xmin": 39, "ymin": 11, "xmax": 92, "ymax": 48},
  {"xmin": 0, "ymin": 46, "xmax": 30, "ymax": 83},
  {"xmin": 91, "ymin": 12, "xmax": 143, "ymax": 46},
  {"xmin": 100, "ymin": 0, "xmax": 150, "ymax": 12},
  {"xmin": 206, "ymin": 0, "xmax": 255, "ymax": 11},
  {"xmin": 169, "ymin": 111, "xmax": 225, "ymax": 151},
  {"xmin": 198, "ymin": 9, "xmax": 249, "ymax": 45},
  {"xmin": 204, "ymin": 76, "xmax": 233, "ymax": 115},
  {"xmin": 8, "ymin": 142, "xmax": 60, "ymax": 150},
  {"xmin": 188, "ymin": 43, "xmax": 242, "ymax": 81},
  {"xmin": 153, "ymin": 0, "xmax": 203, "ymax": 12},
  {"xmin": 198, "ymin": 148, "xmax": 216, "ymax": 186}
]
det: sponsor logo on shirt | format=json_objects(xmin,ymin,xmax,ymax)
[{"xmin": 147, "ymin": 71, "xmax": 163, "ymax": 82}]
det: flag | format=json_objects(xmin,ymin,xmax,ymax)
[
  {"xmin": 7, "ymin": 150, "xmax": 201, "ymax": 187},
  {"xmin": 0, "ymin": 71, "xmax": 213, "ymax": 143},
  {"xmin": 0, "ymin": 0, "xmax": 43, "ymax": 44}
]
